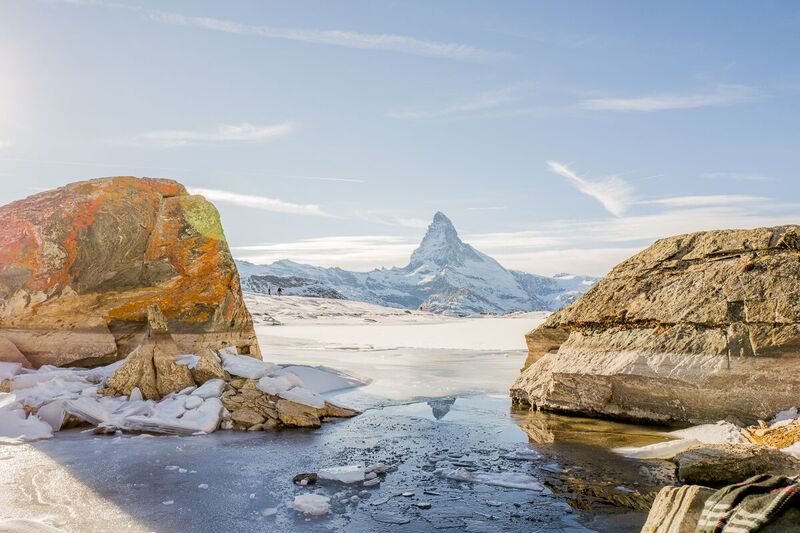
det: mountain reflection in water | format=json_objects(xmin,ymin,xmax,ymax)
[{"xmin": 427, "ymin": 397, "xmax": 456, "ymax": 419}]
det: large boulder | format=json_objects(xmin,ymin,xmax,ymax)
[
  {"xmin": 511, "ymin": 226, "xmax": 800, "ymax": 424},
  {"xmin": 673, "ymin": 444, "xmax": 800, "ymax": 486},
  {"xmin": 0, "ymin": 176, "xmax": 260, "ymax": 367}
]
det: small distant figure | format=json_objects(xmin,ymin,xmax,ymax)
[
  {"xmin": 277, "ymin": 287, "xmax": 283, "ymax": 296},
  {"xmin": 267, "ymin": 287, "xmax": 272, "ymax": 295}
]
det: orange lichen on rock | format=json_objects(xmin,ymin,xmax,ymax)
[{"xmin": 0, "ymin": 176, "xmax": 260, "ymax": 367}]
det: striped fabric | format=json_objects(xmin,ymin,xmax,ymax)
[{"xmin": 695, "ymin": 475, "xmax": 800, "ymax": 533}]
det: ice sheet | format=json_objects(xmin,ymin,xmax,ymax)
[{"xmin": 436, "ymin": 467, "xmax": 544, "ymax": 491}]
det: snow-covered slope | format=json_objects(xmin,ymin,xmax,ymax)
[{"xmin": 237, "ymin": 212, "xmax": 598, "ymax": 316}]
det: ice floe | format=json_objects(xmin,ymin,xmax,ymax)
[
  {"xmin": 278, "ymin": 386, "xmax": 326, "ymax": 409},
  {"xmin": 290, "ymin": 494, "xmax": 331, "ymax": 515},
  {"xmin": 0, "ymin": 362, "xmax": 22, "ymax": 380},
  {"xmin": 318, "ymin": 464, "xmax": 365, "ymax": 484},
  {"xmin": 0, "ymin": 393, "xmax": 53, "ymax": 444},
  {"xmin": 770, "ymin": 407, "xmax": 798, "ymax": 426},
  {"xmin": 191, "ymin": 379, "xmax": 226, "ymax": 399},
  {"xmin": 221, "ymin": 353, "xmax": 277, "ymax": 379}
]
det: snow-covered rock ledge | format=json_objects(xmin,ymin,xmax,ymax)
[{"xmin": 0, "ymin": 309, "xmax": 363, "ymax": 444}]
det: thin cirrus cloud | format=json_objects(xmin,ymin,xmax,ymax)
[
  {"xmin": 125, "ymin": 122, "xmax": 295, "ymax": 148},
  {"xmin": 189, "ymin": 187, "xmax": 329, "ymax": 217},
  {"xmin": 579, "ymin": 84, "xmax": 757, "ymax": 112},
  {"xmin": 150, "ymin": 11, "xmax": 500, "ymax": 61},
  {"xmin": 702, "ymin": 171, "xmax": 772, "ymax": 182},
  {"xmin": 387, "ymin": 86, "xmax": 524, "ymax": 119},
  {"xmin": 547, "ymin": 160, "xmax": 635, "ymax": 217},
  {"xmin": 640, "ymin": 195, "xmax": 768, "ymax": 208}
]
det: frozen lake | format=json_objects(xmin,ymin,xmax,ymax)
[{"xmin": 1, "ymin": 297, "xmax": 672, "ymax": 532}]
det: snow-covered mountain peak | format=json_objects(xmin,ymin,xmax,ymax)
[
  {"xmin": 409, "ymin": 212, "xmax": 482, "ymax": 269},
  {"xmin": 236, "ymin": 212, "xmax": 600, "ymax": 316}
]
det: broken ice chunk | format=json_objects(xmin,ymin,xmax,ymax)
[
  {"xmin": 0, "ymin": 393, "xmax": 53, "ymax": 444},
  {"xmin": 256, "ymin": 374, "xmax": 298, "ymax": 395},
  {"xmin": 502, "ymin": 447, "xmax": 541, "ymax": 460},
  {"xmin": 318, "ymin": 465, "xmax": 365, "ymax": 484},
  {"xmin": 221, "ymin": 354, "xmax": 277, "ymax": 379},
  {"xmin": 0, "ymin": 362, "xmax": 22, "ymax": 380},
  {"xmin": 176, "ymin": 355, "xmax": 200, "ymax": 369},
  {"xmin": 290, "ymin": 494, "xmax": 331, "ymax": 516},
  {"xmin": 278, "ymin": 387, "xmax": 326, "ymax": 409},
  {"xmin": 191, "ymin": 379, "xmax": 225, "ymax": 399}
]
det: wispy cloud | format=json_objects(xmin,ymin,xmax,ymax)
[
  {"xmin": 189, "ymin": 187, "xmax": 329, "ymax": 217},
  {"xmin": 232, "ymin": 235, "xmax": 417, "ymax": 271},
  {"xmin": 702, "ymin": 171, "xmax": 772, "ymax": 182},
  {"xmin": 231, "ymin": 199, "xmax": 800, "ymax": 275},
  {"xmin": 124, "ymin": 122, "xmax": 294, "ymax": 148},
  {"xmin": 387, "ymin": 86, "xmax": 524, "ymax": 119},
  {"xmin": 150, "ymin": 11, "xmax": 500, "ymax": 61},
  {"xmin": 547, "ymin": 160, "xmax": 635, "ymax": 216},
  {"xmin": 641, "ymin": 194, "xmax": 767, "ymax": 207},
  {"xmin": 466, "ymin": 206, "xmax": 507, "ymax": 211},
  {"xmin": 580, "ymin": 84, "xmax": 757, "ymax": 112},
  {"xmin": 354, "ymin": 211, "xmax": 431, "ymax": 229}
]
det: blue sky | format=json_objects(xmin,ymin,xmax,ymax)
[{"xmin": 1, "ymin": 0, "xmax": 799, "ymax": 275}]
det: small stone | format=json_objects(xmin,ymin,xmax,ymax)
[
  {"xmin": 363, "ymin": 478, "xmax": 380, "ymax": 487},
  {"xmin": 365, "ymin": 472, "xmax": 377, "ymax": 480},
  {"xmin": 366, "ymin": 463, "xmax": 388, "ymax": 474},
  {"xmin": 350, "ymin": 495, "xmax": 360, "ymax": 503},
  {"xmin": 401, "ymin": 491, "xmax": 414, "ymax": 497},
  {"xmin": 293, "ymin": 473, "xmax": 318, "ymax": 485},
  {"xmin": 415, "ymin": 502, "xmax": 432, "ymax": 509},
  {"xmin": 198, "ymin": 484, "xmax": 209, "ymax": 489}
]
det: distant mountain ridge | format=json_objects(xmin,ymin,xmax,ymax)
[{"xmin": 237, "ymin": 212, "xmax": 598, "ymax": 316}]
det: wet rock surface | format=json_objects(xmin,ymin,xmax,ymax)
[
  {"xmin": 673, "ymin": 444, "xmax": 800, "ymax": 487},
  {"xmin": 512, "ymin": 225, "xmax": 800, "ymax": 425}
]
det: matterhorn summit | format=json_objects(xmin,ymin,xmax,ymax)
[
  {"xmin": 238, "ymin": 213, "xmax": 597, "ymax": 316},
  {"xmin": 409, "ymin": 211, "xmax": 483, "ymax": 268}
]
